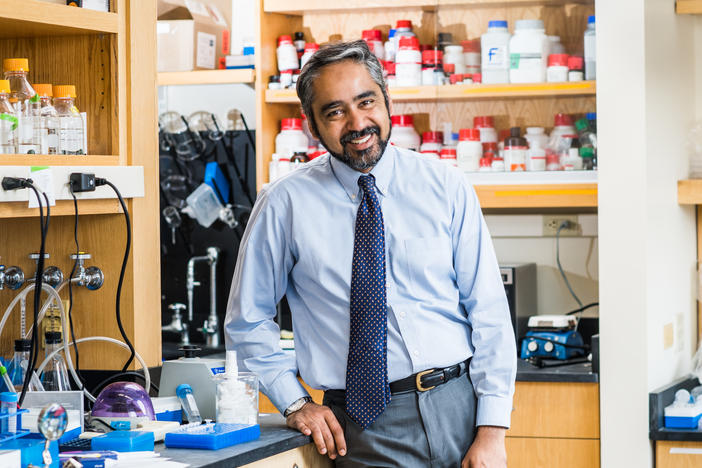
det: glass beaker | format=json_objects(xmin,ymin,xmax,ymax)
[{"xmin": 215, "ymin": 372, "xmax": 258, "ymax": 425}]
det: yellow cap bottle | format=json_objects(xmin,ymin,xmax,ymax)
[
  {"xmin": 52, "ymin": 85, "xmax": 76, "ymax": 99},
  {"xmin": 3, "ymin": 58, "xmax": 29, "ymax": 73},
  {"xmin": 0, "ymin": 80, "xmax": 10, "ymax": 94},
  {"xmin": 33, "ymin": 84, "xmax": 53, "ymax": 98}
]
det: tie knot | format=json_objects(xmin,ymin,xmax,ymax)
[{"xmin": 358, "ymin": 174, "xmax": 375, "ymax": 194}]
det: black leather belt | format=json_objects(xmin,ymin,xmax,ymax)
[{"xmin": 389, "ymin": 358, "xmax": 471, "ymax": 394}]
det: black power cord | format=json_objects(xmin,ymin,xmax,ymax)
[
  {"xmin": 95, "ymin": 178, "xmax": 136, "ymax": 372},
  {"xmin": 556, "ymin": 221, "xmax": 583, "ymax": 308},
  {"xmin": 91, "ymin": 371, "xmax": 159, "ymax": 397},
  {"xmin": 68, "ymin": 182, "xmax": 86, "ymax": 389},
  {"xmin": 1, "ymin": 177, "xmax": 50, "ymax": 406}
]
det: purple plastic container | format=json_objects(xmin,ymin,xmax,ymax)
[{"xmin": 92, "ymin": 382, "xmax": 155, "ymax": 420}]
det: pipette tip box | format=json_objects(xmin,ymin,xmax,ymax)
[
  {"xmin": 91, "ymin": 430, "xmax": 155, "ymax": 452},
  {"xmin": 164, "ymin": 423, "xmax": 260, "ymax": 450}
]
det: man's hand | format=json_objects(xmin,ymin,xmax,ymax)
[
  {"xmin": 462, "ymin": 426, "xmax": 507, "ymax": 468},
  {"xmin": 286, "ymin": 401, "xmax": 347, "ymax": 460}
]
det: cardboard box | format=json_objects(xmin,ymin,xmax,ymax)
[{"xmin": 157, "ymin": 0, "xmax": 229, "ymax": 72}]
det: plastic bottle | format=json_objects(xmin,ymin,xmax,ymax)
[
  {"xmin": 0, "ymin": 80, "xmax": 17, "ymax": 154},
  {"xmin": 525, "ymin": 127, "xmax": 548, "ymax": 171},
  {"xmin": 293, "ymin": 32, "xmax": 306, "ymax": 59},
  {"xmin": 3, "ymin": 58, "xmax": 39, "ymax": 154},
  {"xmin": 548, "ymin": 113, "xmax": 576, "ymax": 156},
  {"xmin": 384, "ymin": 29, "xmax": 397, "ymax": 63},
  {"xmin": 362, "ymin": 30, "xmax": 385, "ymax": 61},
  {"xmin": 7, "ymin": 339, "xmax": 30, "ymax": 391},
  {"xmin": 584, "ymin": 15, "xmax": 596, "ymax": 80},
  {"xmin": 33, "ymin": 84, "xmax": 59, "ymax": 155},
  {"xmin": 41, "ymin": 331, "xmax": 71, "ymax": 391},
  {"xmin": 300, "ymin": 43, "xmax": 319, "ymax": 70},
  {"xmin": 396, "ymin": 36, "xmax": 422, "ymax": 87},
  {"xmin": 563, "ymin": 138, "xmax": 583, "ymax": 170},
  {"xmin": 548, "ymin": 36, "xmax": 566, "ymax": 55},
  {"xmin": 53, "ymin": 85, "xmax": 84, "ymax": 155},
  {"xmin": 524, "ymin": 127, "xmax": 548, "ymax": 150},
  {"xmin": 277, "ymin": 157, "xmax": 291, "ymax": 179},
  {"xmin": 509, "ymin": 20, "xmax": 549, "ymax": 83},
  {"xmin": 176, "ymin": 384, "xmax": 203, "ymax": 424},
  {"xmin": 443, "ymin": 45, "xmax": 466, "ymax": 75},
  {"xmin": 568, "ymin": 56, "xmax": 584, "ymax": 81},
  {"xmin": 389, "ymin": 115, "xmax": 420, "ymax": 151},
  {"xmin": 504, "ymin": 127, "xmax": 527, "ymax": 172},
  {"xmin": 276, "ymin": 35, "xmax": 299, "ymax": 72},
  {"xmin": 546, "ymin": 153, "xmax": 561, "ymax": 171},
  {"xmin": 394, "ymin": 20, "xmax": 416, "ymax": 48},
  {"xmin": 421, "ymin": 50, "xmax": 442, "ymax": 85},
  {"xmin": 280, "ymin": 70, "xmax": 293, "ymax": 88},
  {"xmin": 275, "ymin": 118, "xmax": 308, "ymax": 160},
  {"xmin": 546, "ymin": 54, "xmax": 569, "ymax": 82},
  {"xmin": 474, "ymin": 116, "xmax": 498, "ymax": 143},
  {"xmin": 461, "ymin": 40, "xmax": 481, "ymax": 76},
  {"xmin": 491, "ymin": 155, "xmax": 505, "ymax": 171},
  {"xmin": 587, "ymin": 112, "xmax": 597, "ymax": 133},
  {"xmin": 479, "ymin": 156, "xmax": 492, "ymax": 172},
  {"xmin": 575, "ymin": 117, "xmax": 597, "ymax": 151},
  {"xmin": 439, "ymin": 148, "xmax": 457, "ymax": 167},
  {"xmin": 481, "ymin": 20, "xmax": 511, "ymax": 84},
  {"xmin": 420, "ymin": 131, "xmax": 443, "ymax": 158},
  {"xmin": 457, "ymin": 128, "xmax": 482, "ymax": 172},
  {"xmin": 437, "ymin": 32, "xmax": 453, "ymax": 52},
  {"xmin": 268, "ymin": 75, "xmax": 281, "ymax": 90},
  {"xmin": 0, "ymin": 392, "xmax": 17, "ymax": 434}
]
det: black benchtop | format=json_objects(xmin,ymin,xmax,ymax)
[
  {"xmin": 650, "ymin": 376, "xmax": 702, "ymax": 442},
  {"xmin": 516, "ymin": 358, "xmax": 598, "ymax": 383},
  {"xmin": 156, "ymin": 413, "xmax": 311, "ymax": 468}
]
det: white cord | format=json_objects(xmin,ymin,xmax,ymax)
[{"xmin": 36, "ymin": 336, "xmax": 150, "ymax": 401}]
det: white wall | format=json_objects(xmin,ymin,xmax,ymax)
[
  {"xmin": 158, "ymin": 84, "xmax": 257, "ymax": 129},
  {"xmin": 485, "ymin": 215, "xmax": 599, "ymax": 316},
  {"xmin": 598, "ymin": 1, "xmax": 698, "ymax": 466}
]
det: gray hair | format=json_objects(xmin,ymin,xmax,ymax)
[{"xmin": 296, "ymin": 39, "xmax": 388, "ymax": 134}]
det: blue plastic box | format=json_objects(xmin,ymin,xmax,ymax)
[
  {"xmin": 164, "ymin": 423, "xmax": 260, "ymax": 450},
  {"xmin": 91, "ymin": 431, "xmax": 155, "ymax": 452},
  {"xmin": 3, "ymin": 434, "xmax": 58, "ymax": 468}
]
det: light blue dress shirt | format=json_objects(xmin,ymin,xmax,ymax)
[{"xmin": 224, "ymin": 145, "xmax": 516, "ymax": 428}]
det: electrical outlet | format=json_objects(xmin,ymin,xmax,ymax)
[{"xmin": 542, "ymin": 215, "xmax": 581, "ymax": 237}]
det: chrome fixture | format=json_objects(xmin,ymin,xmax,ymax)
[
  {"xmin": 0, "ymin": 260, "xmax": 24, "ymax": 290},
  {"xmin": 162, "ymin": 303, "xmax": 189, "ymax": 346},
  {"xmin": 187, "ymin": 247, "xmax": 220, "ymax": 348},
  {"xmin": 69, "ymin": 252, "xmax": 104, "ymax": 290},
  {"xmin": 29, "ymin": 253, "xmax": 63, "ymax": 288}
]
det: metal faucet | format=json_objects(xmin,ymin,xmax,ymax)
[
  {"xmin": 162, "ymin": 303, "xmax": 189, "ymax": 345},
  {"xmin": 69, "ymin": 252, "xmax": 104, "ymax": 290},
  {"xmin": 187, "ymin": 247, "xmax": 220, "ymax": 348},
  {"xmin": 28, "ymin": 253, "xmax": 63, "ymax": 289},
  {"xmin": 0, "ymin": 261, "xmax": 24, "ymax": 290}
]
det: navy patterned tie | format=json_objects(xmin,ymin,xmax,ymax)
[{"xmin": 345, "ymin": 174, "xmax": 391, "ymax": 429}]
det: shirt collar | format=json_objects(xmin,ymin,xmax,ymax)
[{"xmin": 330, "ymin": 145, "xmax": 394, "ymax": 201}]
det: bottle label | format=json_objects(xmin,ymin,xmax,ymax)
[
  {"xmin": 0, "ymin": 113, "xmax": 18, "ymax": 130},
  {"xmin": 510, "ymin": 53, "xmax": 542, "ymax": 70},
  {"xmin": 484, "ymin": 45, "xmax": 508, "ymax": 68}
]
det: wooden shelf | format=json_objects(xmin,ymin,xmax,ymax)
[
  {"xmin": 157, "ymin": 69, "xmax": 256, "ymax": 86},
  {"xmin": 677, "ymin": 180, "xmax": 702, "ymax": 204},
  {"xmin": 0, "ymin": 198, "xmax": 122, "ymax": 218},
  {"xmin": 475, "ymin": 183, "xmax": 598, "ymax": 209},
  {"xmin": 676, "ymin": 0, "xmax": 702, "ymax": 14},
  {"xmin": 266, "ymin": 82, "xmax": 595, "ymax": 104},
  {"xmin": 0, "ymin": 155, "xmax": 120, "ymax": 166},
  {"xmin": 264, "ymin": 0, "xmax": 592, "ymax": 14},
  {"xmin": 0, "ymin": 0, "xmax": 119, "ymax": 38}
]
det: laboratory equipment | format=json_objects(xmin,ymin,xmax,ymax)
[
  {"xmin": 500, "ymin": 263, "xmax": 537, "ymax": 346},
  {"xmin": 162, "ymin": 303, "xmax": 189, "ymax": 345},
  {"xmin": 91, "ymin": 382, "xmax": 155, "ymax": 428},
  {"xmin": 183, "ymin": 183, "xmax": 224, "ymax": 228},
  {"xmin": 164, "ymin": 422, "xmax": 260, "ymax": 450},
  {"xmin": 162, "ymin": 205, "xmax": 182, "ymax": 246},
  {"xmin": 28, "ymin": 253, "xmax": 63, "ymax": 289},
  {"xmin": 186, "ymin": 247, "xmax": 221, "ymax": 347},
  {"xmin": 37, "ymin": 403, "xmax": 68, "ymax": 468},
  {"xmin": 91, "ymin": 430, "xmax": 155, "ymax": 452},
  {"xmin": 664, "ymin": 389, "xmax": 702, "ymax": 429},
  {"xmin": 520, "ymin": 315, "xmax": 586, "ymax": 360},
  {"xmin": 215, "ymin": 373, "xmax": 258, "ymax": 425},
  {"xmin": 176, "ymin": 384, "xmax": 202, "ymax": 424},
  {"xmin": 69, "ymin": 252, "xmax": 104, "ymax": 290},
  {"xmin": 1, "ymin": 392, "xmax": 18, "ymax": 434},
  {"xmin": 40, "ymin": 332, "xmax": 71, "ymax": 391},
  {"xmin": 53, "ymin": 85, "xmax": 84, "ymax": 155},
  {"xmin": 0, "ymin": 367, "xmax": 14, "ymax": 393},
  {"xmin": 7, "ymin": 339, "xmax": 30, "ymax": 390},
  {"xmin": 159, "ymin": 347, "xmax": 224, "ymax": 420},
  {"xmin": 0, "ymin": 263, "xmax": 24, "ymax": 290}
]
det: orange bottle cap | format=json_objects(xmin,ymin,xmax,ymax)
[
  {"xmin": 53, "ymin": 85, "xmax": 76, "ymax": 98},
  {"xmin": 0, "ymin": 80, "xmax": 10, "ymax": 94},
  {"xmin": 3, "ymin": 58, "xmax": 29, "ymax": 72},
  {"xmin": 33, "ymin": 84, "xmax": 53, "ymax": 98}
]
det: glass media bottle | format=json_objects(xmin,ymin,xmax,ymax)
[
  {"xmin": 33, "ymin": 84, "xmax": 59, "ymax": 155},
  {"xmin": 7, "ymin": 339, "xmax": 30, "ymax": 391},
  {"xmin": 3, "ymin": 58, "xmax": 39, "ymax": 154},
  {"xmin": 0, "ymin": 79, "xmax": 17, "ymax": 154},
  {"xmin": 41, "ymin": 331, "xmax": 71, "ymax": 391},
  {"xmin": 53, "ymin": 85, "xmax": 84, "ymax": 155}
]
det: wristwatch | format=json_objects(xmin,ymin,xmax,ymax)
[{"xmin": 284, "ymin": 396, "xmax": 313, "ymax": 417}]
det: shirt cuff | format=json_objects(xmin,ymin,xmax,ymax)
[
  {"xmin": 475, "ymin": 394, "xmax": 513, "ymax": 429},
  {"xmin": 266, "ymin": 371, "xmax": 310, "ymax": 414}
]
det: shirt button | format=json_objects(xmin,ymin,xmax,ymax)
[
  {"xmin": 413, "ymin": 350, "xmax": 420, "ymax": 357},
  {"xmin": 398, "ymin": 310, "xmax": 406, "ymax": 318}
]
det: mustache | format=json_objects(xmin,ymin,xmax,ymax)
[{"xmin": 340, "ymin": 126, "xmax": 380, "ymax": 145}]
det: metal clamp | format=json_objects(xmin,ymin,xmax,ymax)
[{"xmin": 70, "ymin": 252, "xmax": 104, "ymax": 290}]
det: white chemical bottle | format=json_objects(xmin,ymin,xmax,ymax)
[
  {"xmin": 584, "ymin": 15, "xmax": 596, "ymax": 80},
  {"xmin": 509, "ymin": 19, "xmax": 549, "ymax": 83},
  {"xmin": 481, "ymin": 20, "xmax": 510, "ymax": 84}
]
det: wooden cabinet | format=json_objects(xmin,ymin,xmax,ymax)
[
  {"xmin": 0, "ymin": 0, "xmax": 160, "ymax": 369},
  {"xmin": 507, "ymin": 381, "xmax": 600, "ymax": 468},
  {"xmin": 241, "ymin": 443, "xmax": 333, "ymax": 468},
  {"xmin": 656, "ymin": 441, "xmax": 702, "ymax": 468}
]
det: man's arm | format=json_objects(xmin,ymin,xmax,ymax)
[
  {"xmin": 224, "ymin": 188, "xmax": 308, "ymax": 413},
  {"xmin": 451, "ymin": 175, "xmax": 517, "ymax": 429}
]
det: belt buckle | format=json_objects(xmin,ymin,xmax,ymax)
[{"xmin": 416, "ymin": 369, "xmax": 436, "ymax": 392}]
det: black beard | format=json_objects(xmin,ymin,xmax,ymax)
[{"xmin": 320, "ymin": 125, "xmax": 390, "ymax": 171}]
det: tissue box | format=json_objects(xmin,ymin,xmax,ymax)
[{"xmin": 664, "ymin": 401, "xmax": 702, "ymax": 429}]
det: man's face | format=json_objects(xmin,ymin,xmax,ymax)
[{"xmin": 308, "ymin": 61, "xmax": 392, "ymax": 172}]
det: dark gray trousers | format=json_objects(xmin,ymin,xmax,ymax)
[{"xmin": 323, "ymin": 372, "xmax": 477, "ymax": 468}]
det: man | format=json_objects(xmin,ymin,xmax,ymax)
[{"xmin": 225, "ymin": 40, "xmax": 516, "ymax": 467}]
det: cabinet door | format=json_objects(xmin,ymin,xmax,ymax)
[
  {"xmin": 506, "ymin": 437, "xmax": 600, "ymax": 468},
  {"xmin": 656, "ymin": 441, "xmax": 702, "ymax": 468},
  {"xmin": 508, "ymin": 381, "xmax": 600, "ymax": 439},
  {"xmin": 241, "ymin": 443, "xmax": 333, "ymax": 468}
]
